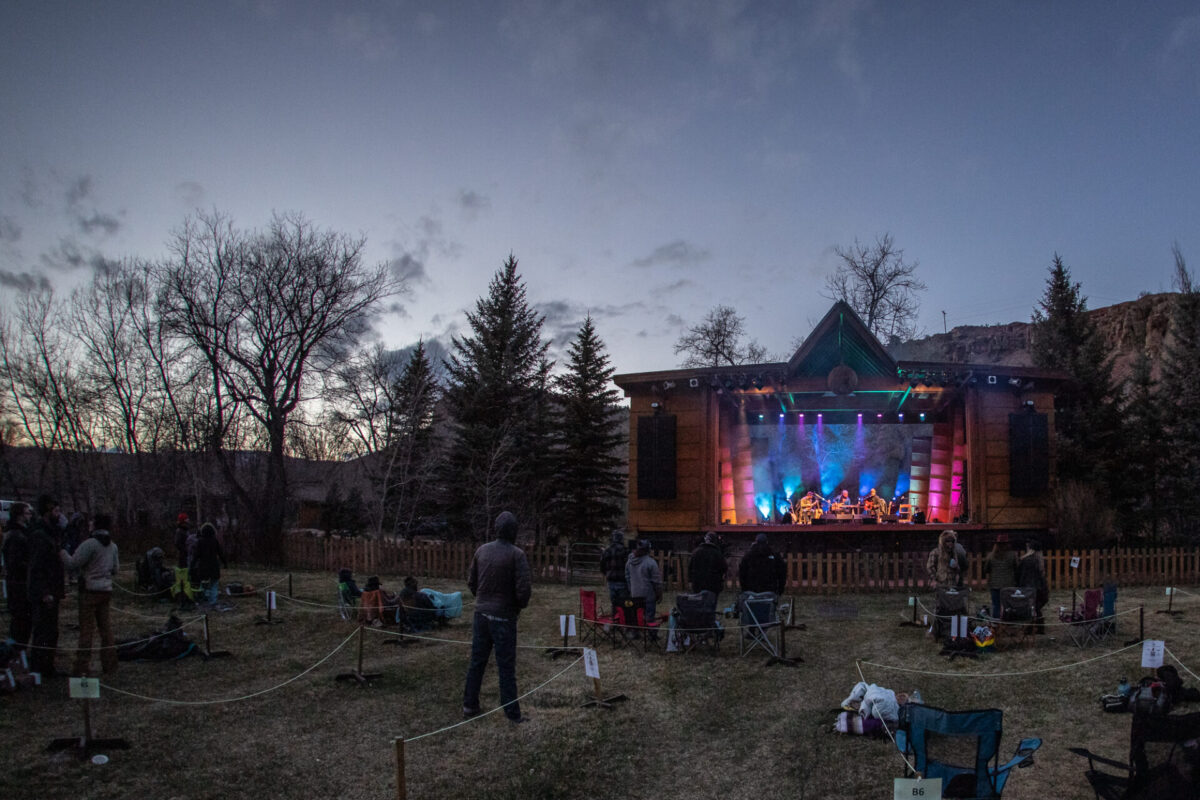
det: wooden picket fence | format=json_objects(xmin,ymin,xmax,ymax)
[{"xmin": 281, "ymin": 536, "xmax": 1200, "ymax": 595}]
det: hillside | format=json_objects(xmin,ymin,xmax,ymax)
[{"xmin": 890, "ymin": 292, "xmax": 1178, "ymax": 384}]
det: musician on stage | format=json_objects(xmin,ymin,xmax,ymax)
[
  {"xmin": 797, "ymin": 490, "xmax": 821, "ymax": 524},
  {"xmin": 863, "ymin": 488, "xmax": 885, "ymax": 520},
  {"xmin": 831, "ymin": 489, "xmax": 851, "ymax": 512}
]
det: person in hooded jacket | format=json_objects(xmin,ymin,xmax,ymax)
[
  {"xmin": 61, "ymin": 512, "xmax": 119, "ymax": 676},
  {"xmin": 739, "ymin": 533, "xmax": 786, "ymax": 595},
  {"xmin": 625, "ymin": 539, "xmax": 663, "ymax": 625},
  {"xmin": 2, "ymin": 501, "xmax": 34, "ymax": 650},
  {"xmin": 26, "ymin": 495, "xmax": 66, "ymax": 676},
  {"xmin": 688, "ymin": 531, "xmax": 727, "ymax": 599},
  {"xmin": 926, "ymin": 530, "xmax": 968, "ymax": 590},
  {"xmin": 462, "ymin": 511, "xmax": 532, "ymax": 723}
]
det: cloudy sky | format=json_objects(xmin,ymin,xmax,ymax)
[{"xmin": 3, "ymin": 1, "xmax": 1198, "ymax": 375}]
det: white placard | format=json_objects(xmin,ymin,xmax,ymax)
[
  {"xmin": 568, "ymin": 615, "xmax": 576, "ymax": 637},
  {"xmin": 559, "ymin": 614, "xmax": 578, "ymax": 637},
  {"xmin": 907, "ymin": 596, "xmax": 916, "ymax": 606},
  {"xmin": 1142, "ymin": 640, "xmax": 1165, "ymax": 669},
  {"xmin": 1166, "ymin": 587, "xmax": 1174, "ymax": 596},
  {"xmin": 267, "ymin": 590, "xmax": 276, "ymax": 610},
  {"xmin": 1070, "ymin": 556, "xmax": 1081, "ymax": 569},
  {"xmin": 583, "ymin": 647, "xmax": 600, "ymax": 679},
  {"xmin": 69, "ymin": 677, "xmax": 101, "ymax": 699},
  {"xmin": 894, "ymin": 777, "xmax": 942, "ymax": 799}
]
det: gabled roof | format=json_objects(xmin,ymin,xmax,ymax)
[{"xmin": 787, "ymin": 301, "xmax": 897, "ymax": 380}]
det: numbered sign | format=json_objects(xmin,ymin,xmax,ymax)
[
  {"xmin": 894, "ymin": 777, "xmax": 941, "ymax": 799},
  {"xmin": 1142, "ymin": 640, "xmax": 1165, "ymax": 669},
  {"xmin": 583, "ymin": 647, "xmax": 600, "ymax": 679},
  {"xmin": 1166, "ymin": 587, "xmax": 1175, "ymax": 596},
  {"xmin": 1070, "ymin": 556, "xmax": 1081, "ymax": 569},
  {"xmin": 267, "ymin": 591, "xmax": 277, "ymax": 610},
  {"xmin": 907, "ymin": 596, "xmax": 916, "ymax": 607},
  {"xmin": 69, "ymin": 677, "xmax": 101, "ymax": 699},
  {"xmin": 559, "ymin": 615, "xmax": 577, "ymax": 637}
]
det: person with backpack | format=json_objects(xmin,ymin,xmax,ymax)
[
  {"xmin": 60, "ymin": 513, "xmax": 119, "ymax": 676},
  {"xmin": 739, "ymin": 533, "xmax": 786, "ymax": 595},
  {"xmin": 688, "ymin": 532, "xmax": 727, "ymax": 601},
  {"xmin": 598, "ymin": 530, "xmax": 629, "ymax": 613}
]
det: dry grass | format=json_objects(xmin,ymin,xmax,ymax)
[{"xmin": 2, "ymin": 567, "xmax": 1199, "ymax": 800}]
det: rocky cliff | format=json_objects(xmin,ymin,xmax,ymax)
[{"xmin": 890, "ymin": 292, "xmax": 1179, "ymax": 383}]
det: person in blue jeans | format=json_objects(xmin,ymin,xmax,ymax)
[{"xmin": 462, "ymin": 511, "xmax": 532, "ymax": 723}]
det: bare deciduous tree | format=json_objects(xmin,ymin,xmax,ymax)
[
  {"xmin": 673, "ymin": 304, "xmax": 769, "ymax": 368},
  {"xmin": 824, "ymin": 233, "xmax": 926, "ymax": 342}
]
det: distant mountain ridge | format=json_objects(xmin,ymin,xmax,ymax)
[{"xmin": 889, "ymin": 292, "xmax": 1178, "ymax": 384}]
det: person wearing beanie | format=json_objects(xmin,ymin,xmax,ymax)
[
  {"xmin": 462, "ymin": 510, "xmax": 532, "ymax": 723},
  {"xmin": 60, "ymin": 513, "xmax": 119, "ymax": 676},
  {"xmin": 598, "ymin": 530, "xmax": 629, "ymax": 612},
  {"xmin": 688, "ymin": 531, "xmax": 727, "ymax": 600},
  {"xmin": 739, "ymin": 533, "xmax": 786, "ymax": 596}
]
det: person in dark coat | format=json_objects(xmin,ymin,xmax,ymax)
[
  {"xmin": 739, "ymin": 533, "xmax": 786, "ymax": 596},
  {"xmin": 173, "ymin": 513, "xmax": 191, "ymax": 568},
  {"xmin": 189, "ymin": 523, "xmax": 226, "ymax": 605},
  {"xmin": 2, "ymin": 502, "xmax": 34, "ymax": 649},
  {"xmin": 26, "ymin": 495, "xmax": 66, "ymax": 677},
  {"xmin": 462, "ymin": 510, "xmax": 532, "ymax": 723},
  {"xmin": 598, "ymin": 530, "xmax": 629, "ymax": 612},
  {"xmin": 689, "ymin": 531, "xmax": 727, "ymax": 599}
]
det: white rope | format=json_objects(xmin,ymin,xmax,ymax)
[{"xmin": 862, "ymin": 641, "xmax": 1143, "ymax": 678}]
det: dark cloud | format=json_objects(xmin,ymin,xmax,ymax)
[
  {"xmin": 651, "ymin": 278, "xmax": 693, "ymax": 298},
  {"xmin": 79, "ymin": 212, "xmax": 121, "ymax": 236},
  {"xmin": 457, "ymin": 189, "xmax": 491, "ymax": 217},
  {"xmin": 0, "ymin": 270, "xmax": 51, "ymax": 292},
  {"xmin": 39, "ymin": 236, "xmax": 111, "ymax": 273},
  {"xmin": 664, "ymin": 313, "xmax": 685, "ymax": 328},
  {"xmin": 0, "ymin": 215, "xmax": 22, "ymax": 243},
  {"xmin": 631, "ymin": 240, "xmax": 711, "ymax": 268},
  {"xmin": 389, "ymin": 253, "xmax": 428, "ymax": 284},
  {"xmin": 66, "ymin": 175, "xmax": 93, "ymax": 207}
]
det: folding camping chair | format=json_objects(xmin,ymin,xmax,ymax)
[
  {"xmin": 579, "ymin": 589, "xmax": 617, "ymax": 648},
  {"xmin": 896, "ymin": 703, "xmax": 1042, "ymax": 799},
  {"xmin": 1060, "ymin": 588, "xmax": 1118, "ymax": 647},
  {"xmin": 995, "ymin": 587, "xmax": 1036, "ymax": 649},
  {"xmin": 738, "ymin": 591, "xmax": 782, "ymax": 658},
  {"xmin": 1071, "ymin": 710, "xmax": 1200, "ymax": 799},
  {"xmin": 668, "ymin": 590, "xmax": 721, "ymax": 654},
  {"xmin": 615, "ymin": 596, "xmax": 662, "ymax": 651},
  {"xmin": 932, "ymin": 587, "xmax": 972, "ymax": 639}
]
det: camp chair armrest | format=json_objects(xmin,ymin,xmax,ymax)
[
  {"xmin": 1068, "ymin": 746, "xmax": 1128, "ymax": 773},
  {"xmin": 994, "ymin": 737, "xmax": 1042, "ymax": 776}
]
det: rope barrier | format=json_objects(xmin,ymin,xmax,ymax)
[
  {"xmin": 1166, "ymin": 647, "xmax": 1200, "ymax": 684},
  {"xmin": 364, "ymin": 624, "xmax": 586, "ymax": 652},
  {"xmin": 16, "ymin": 613, "xmax": 209, "ymax": 652},
  {"xmin": 913, "ymin": 597, "xmax": 1141, "ymax": 628},
  {"xmin": 404, "ymin": 654, "xmax": 585, "ymax": 742},
  {"xmin": 855, "ymin": 660, "xmax": 919, "ymax": 776},
  {"xmin": 860, "ymin": 641, "xmax": 1143, "ymax": 679},
  {"xmin": 98, "ymin": 628, "xmax": 361, "ymax": 705}
]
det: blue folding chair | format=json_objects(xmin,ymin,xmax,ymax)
[{"xmin": 896, "ymin": 703, "xmax": 1041, "ymax": 798}]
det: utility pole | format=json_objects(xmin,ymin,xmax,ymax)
[{"xmin": 942, "ymin": 310, "xmax": 947, "ymax": 334}]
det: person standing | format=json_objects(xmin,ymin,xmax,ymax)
[
  {"xmin": 925, "ymin": 530, "xmax": 968, "ymax": 590},
  {"xmin": 190, "ymin": 523, "xmax": 227, "ymax": 605},
  {"xmin": 462, "ymin": 511, "xmax": 532, "ymax": 724},
  {"xmin": 598, "ymin": 530, "xmax": 629, "ymax": 612},
  {"xmin": 1017, "ymin": 538, "xmax": 1049, "ymax": 633},
  {"xmin": 173, "ymin": 513, "xmax": 191, "ymax": 568},
  {"xmin": 984, "ymin": 534, "xmax": 1019, "ymax": 618},
  {"xmin": 2, "ymin": 502, "xmax": 34, "ymax": 650},
  {"xmin": 739, "ymin": 533, "xmax": 786, "ymax": 596},
  {"xmin": 625, "ymin": 539, "xmax": 663, "ymax": 625},
  {"xmin": 26, "ymin": 495, "xmax": 66, "ymax": 677},
  {"xmin": 61, "ymin": 513, "xmax": 119, "ymax": 676},
  {"xmin": 688, "ymin": 531, "xmax": 727, "ymax": 600}
]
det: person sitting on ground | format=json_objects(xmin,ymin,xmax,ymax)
[
  {"xmin": 360, "ymin": 576, "xmax": 406, "ymax": 627},
  {"xmin": 337, "ymin": 568, "xmax": 362, "ymax": 599},
  {"xmin": 835, "ymin": 682, "xmax": 919, "ymax": 735},
  {"xmin": 739, "ymin": 533, "xmax": 786, "ymax": 596},
  {"xmin": 926, "ymin": 530, "xmax": 967, "ymax": 590},
  {"xmin": 399, "ymin": 576, "xmax": 440, "ymax": 629}
]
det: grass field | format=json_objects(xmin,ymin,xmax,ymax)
[{"xmin": 2, "ymin": 566, "xmax": 1199, "ymax": 800}]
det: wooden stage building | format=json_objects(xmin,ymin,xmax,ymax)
[{"xmin": 614, "ymin": 302, "xmax": 1067, "ymax": 554}]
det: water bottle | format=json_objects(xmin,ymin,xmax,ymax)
[
  {"xmin": 910, "ymin": 689, "xmax": 924, "ymax": 705},
  {"xmin": 1118, "ymin": 677, "xmax": 1130, "ymax": 697}
]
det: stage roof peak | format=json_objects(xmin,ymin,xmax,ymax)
[{"xmin": 786, "ymin": 301, "xmax": 898, "ymax": 381}]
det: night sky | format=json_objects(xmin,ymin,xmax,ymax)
[{"xmin": 3, "ymin": 1, "xmax": 1198, "ymax": 374}]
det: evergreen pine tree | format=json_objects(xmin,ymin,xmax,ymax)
[
  {"xmin": 1030, "ymin": 255, "xmax": 1122, "ymax": 502},
  {"xmin": 551, "ymin": 315, "xmax": 627, "ymax": 541},
  {"xmin": 1121, "ymin": 348, "xmax": 1164, "ymax": 538},
  {"xmin": 1158, "ymin": 246, "xmax": 1200, "ymax": 539},
  {"xmin": 441, "ymin": 255, "xmax": 550, "ymax": 539},
  {"xmin": 386, "ymin": 340, "xmax": 442, "ymax": 538}
]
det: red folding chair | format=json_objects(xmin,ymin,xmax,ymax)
[{"xmin": 579, "ymin": 589, "xmax": 617, "ymax": 647}]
